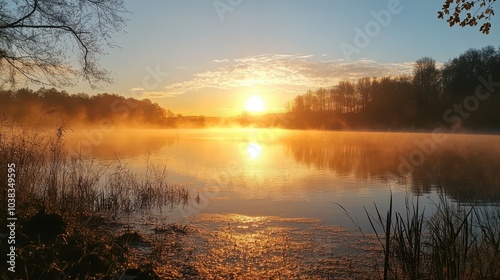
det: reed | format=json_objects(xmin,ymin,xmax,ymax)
[
  {"xmin": 0, "ymin": 124, "xmax": 190, "ymax": 279},
  {"xmin": 391, "ymin": 196, "xmax": 425, "ymax": 280},
  {"xmin": 364, "ymin": 194, "xmax": 392, "ymax": 280},
  {"xmin": 360, "ymin": 193, "xmax": 500, "ymax": 280},
  {"xmin": 0, "ymin": 124, "xmax": 189, "ymax": 215}
]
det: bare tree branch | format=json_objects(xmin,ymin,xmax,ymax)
[
  {"xmin": 6, "ymin": 0, "xmax": 38, "ymax": 27},
  {"xmin": 0, "ymin": 0, "xmax": 127, "ymax": 89}
]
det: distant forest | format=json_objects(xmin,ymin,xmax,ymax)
[
  {"xmin": 1, "ymin": 46, "xmax": 499, "ymax": 131},
  {"xmin": 0, "ymin": 88, "xmax": 175, "ymax": 127},
  {"xmin": 286, "ymin": 46, "xmax": 500, "ymax": 131}
]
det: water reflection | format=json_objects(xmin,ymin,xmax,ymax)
[
  {"xmin": 175, "ymin": 213, "xmax": 380, "ymax": 279},
  {"xmin": 65, "ymin": 129, "xmax": 178, "ymax": 160},
  {"xmin": 246, "ymin": 142, "xmax": 262, "ymax": 159},
  {"xmin": 65, "ymin": 129, "xmax": 500, "ymax": 203},
  {"xmin": 283, "ymin": 131, "xmax": 500, "ymax": 202}
]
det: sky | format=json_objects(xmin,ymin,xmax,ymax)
[{"xmin": 73, "ymin": 0, "xmax": 500, "ymax": 117}]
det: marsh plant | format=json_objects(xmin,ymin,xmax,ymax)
[
  {"xmin": 362, "ymin": 192, "xmax": 500, "ymax": 280},
  {"xmin": 0, "ymin": 124, "xmax": 190, "ymax": 279},
  {"xmin": 97, "ymin": 159, "xmax": 189, "ymax": 214},
  {"xmin": 0, "ymin": 124, "xmax": 189, "ymax": 216}
]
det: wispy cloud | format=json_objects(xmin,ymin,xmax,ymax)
[
  {"xmin": 213, "ymin": 59, "xmax": 230, "ymax": 63},
  {"xmin": 131, "ymin": 54, "xmax": 417, "ymax": 97},
  {"xmin": 130, "ymin": 87, "xmax": 145, "ymax": 92},
  {"xmin": 129, "ymin": 87, "xmax": 177, "ymax": 98}
]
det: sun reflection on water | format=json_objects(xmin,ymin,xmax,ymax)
[
  {"xmin": 146, "ymin": 213, "xmax": 381, "ymax": 279},
  {"xmin": 246, "ymin": 142, "xmax": 263, "ymax": 159}
]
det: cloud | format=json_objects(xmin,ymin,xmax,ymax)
[
  {"xmin": 128, "ymin": 87, "xmax": 177, "ymax": 98},
  {"xmin": 133, "ymin": 54, "xmax": 418, "ymax": 97},
  {"xmin": 213, "ymin": 59, "xmax": 229, "ymax": 63},
  {"xmin": 130, "ymin": 87, "xmax": 144, "ymax": 91}
]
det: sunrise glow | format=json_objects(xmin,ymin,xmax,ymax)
[{"xmin": 245, "ymin": 95, "xmax": 265, "ymax": 113}]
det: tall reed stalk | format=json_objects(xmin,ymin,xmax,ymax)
[
  {"xmin": 359, "ymin": 192, "xmax": 500, "ymax": 280},
  {"xmin": 364, "ymin": 194, "xmax": 393, "ymax": 280}
]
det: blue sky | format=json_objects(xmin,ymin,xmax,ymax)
[{"xmin": 74, "ymin": 0, "xmax": 500, "ymax": 116}]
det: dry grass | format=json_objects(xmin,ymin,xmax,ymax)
[{"xmin": 0, "ymin": 124, "xmax": 190, "ymax": 279}]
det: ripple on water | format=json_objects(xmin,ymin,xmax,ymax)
[{"xmin": 129, "ymin": 213, "xmax": 383, "ymax": 279}]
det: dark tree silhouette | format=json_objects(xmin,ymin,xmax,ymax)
[
  {"xmin": 0, "ymin": 87, "xmax": 172, "ymax": 126},
  {"xmin": 438, "ymin": 0, "xmax": 496, "ymax": 34},
  {"xmin": 0, "ymin": 0, "xmax": 127, "ymax": 88},
  {"xmin": 412, "ymin": 57, "xmax": 442, "ymax": 121},
  {"xmin": 441, "ymin": 46, "xmax": 500, "ymax": 98},
  {"xmin": 287, "ymin": 46, "xmax": 500, "ymax": 130},
  {"xmin": 356, "ymin": 77, "xmax": 372, "ymax": 111}
]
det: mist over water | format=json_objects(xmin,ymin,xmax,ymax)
[{"xmin": 65, "ymin": 128, "xmax": 500, "ymax": 228}]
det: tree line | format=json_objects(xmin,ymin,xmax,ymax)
[
  {"xmin": 2, "ymin": 46, "xmax": 499, "ymax": 131},
  {"xmin": 287, "ymin": 46, "xmax": 500, "ymax": 131},
  {"xmin": 0, "ymin": 88, "xmax": 174, "ymax": 127}
]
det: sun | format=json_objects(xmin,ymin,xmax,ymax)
[{"xmin": 245, "ymin": 95, "xmax": 265, "ymax": 113}]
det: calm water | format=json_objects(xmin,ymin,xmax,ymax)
[
  {"xmin": 67, "ymin": 128, "xmax": 500, "ymax": 221},
  {"xmin": 67, "ymin": 128, "xmax": 500, "ymax": 277}
]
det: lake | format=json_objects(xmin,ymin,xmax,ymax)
[{"xmin": 66, "ymin": 128, "xmax": 500, "ymax": 277}]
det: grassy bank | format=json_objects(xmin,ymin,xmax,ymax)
[{"xmin": 0, "ymin": 124, "xmax": 190, "ymax": 279}]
